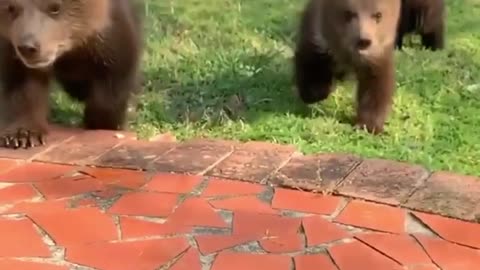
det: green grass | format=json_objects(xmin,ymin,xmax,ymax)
[{"xmin": 51, "ymin": 0, "xmax": 480, "ymax": 176}]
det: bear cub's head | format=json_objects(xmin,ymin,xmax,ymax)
[{"xmin": 0, "ymin": 0, "xmax": 110, "ymax": 69}]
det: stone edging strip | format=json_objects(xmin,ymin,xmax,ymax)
[{"xmin": 0, "ymin": 125, "xmax": 478, "ymax": 223}]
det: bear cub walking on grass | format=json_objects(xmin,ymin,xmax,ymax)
[
  {"xmin": 294, "ymin": 0, "xmax": 401, "ymax": 134},
  {"xmin": 395, "ymin": 0, "xmax": 445, "ymax": 50},
  {"xmin": 0, "ymin": 0, "xmax": 144, "ymax": 149}
]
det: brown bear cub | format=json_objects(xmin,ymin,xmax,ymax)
[
  {"xmin": 0, "ymin": 0, "xmax": 144, "ymax": 149},
  {"xmin": 294, "ymin": 0, "xmax": 401, "ymax": 134},
  {"xmin": 395, "ymin": 0, "xmax": 445, "ymax": 50}
]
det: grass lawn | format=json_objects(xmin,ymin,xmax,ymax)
[{"xmin": 51, "ymin": 0, "xmax": 480, "ymax": 176}]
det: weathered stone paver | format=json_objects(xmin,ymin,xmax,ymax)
[{"xmin": 0, "ymin": 127, "xmax": 478, "ymax": 269}]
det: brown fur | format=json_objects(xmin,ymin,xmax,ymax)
[
  {"xmin": 294, "ymin": 0, "xmax": 401, "ymax": 134},
  {"xmin": 0, "ymin": 0, "xmax": 144, "ymax": 149},
  {"xmin": 395, "ymin": 0, "xmax": 445, "ymax": 50}
]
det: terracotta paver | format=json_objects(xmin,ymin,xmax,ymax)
[
  {"xmin": 0, "ymin": 127, "xmax": 477, "ymax": 269},
  {"xmin": 169, "ymin": 248, "xmax": 202, "ymax": 270},
  {"xmin": 210, "ymin": 196, "xmax": 279, "ymax": 214},
  {"xmin": 334, "ymin": 200, "xmax": 407, "ymax": 234},
  {"xmin": 211, "ymin": 252, "xmax": 292, "ymax": 270},
  {"xmin": 0, "ymin": 217, "xmax": 51, "ymax": 258},
  {"xmin": 35, "ymin": 130, "xmax": 136, "ymax": 165},
  {"xmin": 0, "ymin": 260, "xmax": 68, "ymax": 270},
  {"xmin": 119, "ymin": 216, "xmax": 191, "ymax": 239},
  {"xmin": 92, "ymin": 139, "xmax": 176, "ymax": 170},
  {"xmin": 65, "ymin": 238, "xmax": 190, "ymax": 270},
  {"xmin": 259, "ymin": 232, "xmax": 304, "ymax": 253},
  {"xmin": 355, "ymin": 233, "xmax": 432, "ymax": 265},
  {"xmin": 406, "ymin": 171, "xmax": 480, "ymax": 221},
  {"xmin": 329, "ymin": 240, "xmax": 403, "ymax": 270},
  {"xmin": 0, "ymin": 183, "xmax": 40, "ymax": 204},
  {"xmin": 272, "ymin": 187, "xmax": 342, "ymax": 215},
  {"xmin": 80, "ymin": 167, "xmax": 148, "ymax": 189},
  {"xmin": 0, "ymin": 162, "xmax": 76, "ymax": 182},
  {"xmin": 206, "ymin": 141, "xmax": 296, "ymax": 182},
  {"xmin": 294, "ymin": 254, "xmax": 338, "ymax": 270},
  {"xmin": 195, "ymin": 234, "xmax": 258, "ymax": 255},
  {"xmin": 413, "ymin": 212, "xmax": 480, "ymax": 249},
  {"xmin": 164, "ymin": 197, "xmax": 229, "ymax": 228},
  {"xmin": 108, "ymin": 192, "xmax": 179, "ymax": 217},
  {"xmin": 337, "ymin": 159, "xmax": 429, "ymax": 205},
  {"xmin": 302, "ymin": 215, "xmax": 351, "ymax": 246},
  {"xmin": 415, "ymin": 235, "xmax": 480, "ymax": 269},
  {"xmin": 201, "ymin": 178, "xmax": 266, "ymax": 197},
  {"xmin": 144, "ymin": 173, "xmax": 202, "ymax": 193},
  {"xmin": 270, "ymin": 153, "xmax": 361, "ymax": 192}
]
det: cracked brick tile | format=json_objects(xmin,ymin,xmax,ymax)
[
  {"xmin": 413, "ymin": 212, "xmax": 480, "ymax": 249},
  {"xmin": 201, "ymin": 178, "xmax": 266, "ymax": 197},
  {"xmin": 143, "ymin": 173, "xmax": 202, "ymax": 194},
  {"xmin": 295, "ymin": 254, "xmax": 338, "ymax": 270},
  {"xmin": 211, "ymin": 251, "xmax": 292, "ymax": 270},
  {"xmin": 356, "ymin": 233, "xmax": 431, "ymax": 265},
  {"xmin": 0, "ymin": 217, "xmax": 51, "ymax": 258},
  {"xmin": 29, "ymin": 207, "xmax": 118, "ymax": 247},
  {"xmin": 119, "ymin": 216, "xmax": 191, "ymax": 239},
  {"xmin": 165, "ymin": 198, "xmax": 229, "ymax": 228},
  {"xmin": 272, "ymin": 188, "xmax": 342, "ymax": 215},
  {"xmin": 169, "ymin": 248, "xmax": 202, "ymax": 270},
  {"xmin": 0, "ymin": 183, "xmax": 40, "ymax": 204},
  {"xmin": 329, "ymin": 240, "xmax": 403, "ymax": 270},
  {"xmin": 334, "ymin": 200, "xmax": 406, "ymax": 234},
  {"xmin": 66, "ymin": 237, "xmax": 190, "ymax": 270},
  {"xmin": 108, "ymin": 192, "xmax": 179, "ymax": 217},
  {"xmin": 302, "ymin": 215, "xmax": 351, "ymax": 246},
  {"xmin": 0, "ymin": 163, "xmax": 76, "ymax": 183},
  {"xmin": 414, "ymin": 235, "xmax": 480, "ymax": 269},
  {"xmin": 0, "ymin": 260, "xmax": 68, "ymax": 270},
  {"xmin": 210, "ymin": 196, "xmax": 279, "ymax": 215}
]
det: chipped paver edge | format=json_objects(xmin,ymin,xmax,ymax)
[{"xmin": 0, "ymin": 125, "xmax": 479, "ymax": 224}]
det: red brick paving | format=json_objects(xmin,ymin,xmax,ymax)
[
  {"xmin": 0, "ymin": 260, "xmax": 68, "ymax": 270},
  {"xmin": 0, "ymin": 128, "xmax": 478, "ymax": 269},
  {"xmin": 295, "ymin": 254, "xmax": 338, "ymax": 270},
  {"xmin": 302, "ymin": 215, "xmax": 351, "ymax": 246},
  {"xmin": 334, "ymin": 200, "xmax": 407, "ymax": 234}
]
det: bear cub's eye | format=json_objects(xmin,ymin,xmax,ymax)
[
  {"xmin": 6, "ymin": 4, "xmax": 18, "ymax": 16},
  {"xmin": 372, "ymin": 12, "xmax": 382, "ymax": 22},
  {"xmin": 343, "ymin": 10, "xmax": 357, "ymax": 22},
  {"xmin": 47, "ymin": 2, "xmax": 61, "ymax": 15}
]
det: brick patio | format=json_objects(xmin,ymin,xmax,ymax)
[{"xmin": 0, "ymin": 125, "xmax": 479, "ymax": 269}]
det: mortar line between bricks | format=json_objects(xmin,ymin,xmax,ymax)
[
  {"xmin": 325, "ymin": 249, "xmax": 341, "ymax": 270},
  {"xmin": 8, "ymin": 258, "xmax": 70, "ymax": 268},
  {"xmin": 90, "ymin": 140, "xmax": 179, "ymax": 171},
  {"xmin": 70, "ymin": 261, "xmax": 102, "ymax": 270},
  {"xmin": 26, "ymin": 215, "xmax": 60, "ymax": 251},
  {"xmin": 260, "ymin": 150, "xmax": 299, "ymax": 185},
  {"xmin": 30, "ymin": 184, "xmax": 47, "ymax": 201},
  {"xmin": 158, "ymin": 247, "xmax": 189, "ymax": 270},
  {"xmin": 412, "ymin": 235, "xmax": 441, "ymax": 268},
  {"xmin": 80, "ymin": 140, "xmax": 127, "ymax": 166},
  {"xmin": 408, "ymin": 213, "xmax": 448, "ymax": 240},
  {"xmin": 401, "ymin": 171, "xmax": 433, "ymax": 205},
  {"xmin": 355, "ymin": 236, "xmax": 404, "ymax": 266},
  {"xmin": 332, "ymin": 158, "xmax": 363, "ymax": 190},
  {"xmin": 145, "ymin": 143, "xmax": 180, "ymax": 167},
  {"xmin": 329, "ymin": 197, "xmax": 349, "ymax": 220},
  {"xmin": 198, "ymin": 145, "xmax": 236, "ymax": 176},
  {"xmin": 87, "ymin": 140, "xmax": 131, "ymax": 165},
  {"xmin": 398, "ymin": 199, "xmax": 477, "ymax": 223}
]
